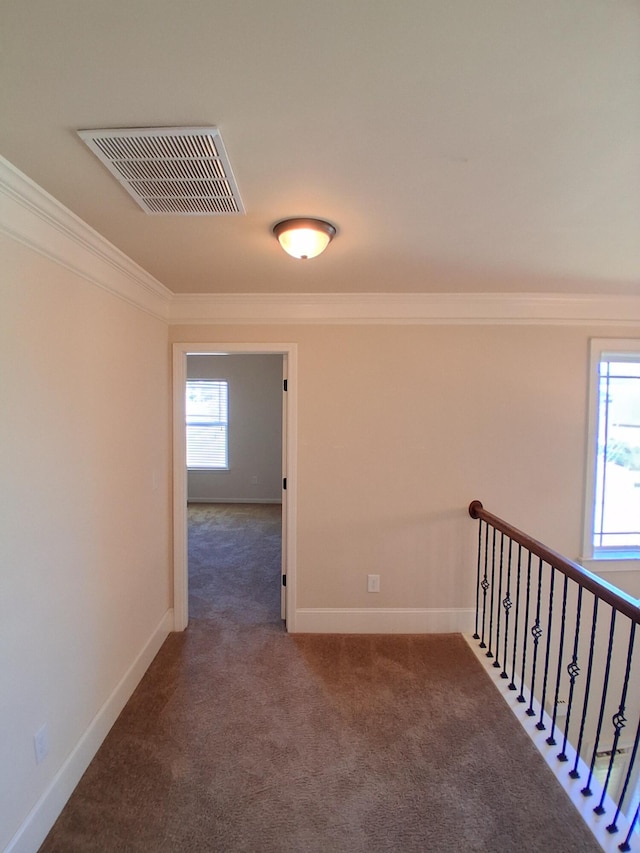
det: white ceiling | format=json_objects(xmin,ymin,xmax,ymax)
[{"xmin": 1, "ymin": 0, "xmax": 639, "ymax": 296}]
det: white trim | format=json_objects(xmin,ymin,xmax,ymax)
[
  {"xmin": 0, "ymin": 155, "xmax": 172, "ymax": 321},
  {"xmin": 294, "ymin": 607, "xmax": 475, "ymax": 634},
  {"xmin": 172, "ymin": 343, "xmax": 298, "ymax": 633},
  {"xmin": 580, "ymin": 557, "xmax": 640, "ymax": 575},
  {"xmin": 172, "ymin": 346, "xmax": 189, "ymax": 632},
  {"xmin": 464, "ymin": 634, "xmax": 639, "ymax": 853},
  {"xmin": 582, "ymin": 338, "xmax": 602, "ymax": 562},
  {"xmin": 4, "ymin": 609, "xmax": 173, "ymax": 853},
  {"xmin": 170, "ymin": 292, "xmax": 640, "ymax": 326}
]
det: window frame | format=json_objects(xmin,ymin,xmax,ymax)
[
  {"xmin": 583, "ymin": 338, "xmax": 640, "ymax": 565},
  {"xmin": 185, "ymin": 378, "xmax": 229, "ymax": 470}
]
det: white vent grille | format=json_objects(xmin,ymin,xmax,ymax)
[{"xmin": 77, "ymin": 127, "xmax": 244, "ymax": 215}]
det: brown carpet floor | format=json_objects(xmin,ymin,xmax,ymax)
[{"xmin": 39, "ymin": 503, "xmax": 601, "ymax": 852}]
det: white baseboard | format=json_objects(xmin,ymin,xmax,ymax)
[
  {"xmin": 4, "ymin": 609, "xmax": 174, "ymax": 853},
  {"xmin": 187, "ymin": 498, "xmax": 282, "ymax": 505},
  {"xmin": 293, "ymin": 607, "xmax": 475, "ymax": 634}
]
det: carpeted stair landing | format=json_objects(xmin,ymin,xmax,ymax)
[{"xmin": 39, "ymin": 503, "xmax": 600, "ymax": 852}]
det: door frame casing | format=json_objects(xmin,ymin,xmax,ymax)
[{"xmin": 172, "ymin": 342, "xmax": 298, "ymax": 632}]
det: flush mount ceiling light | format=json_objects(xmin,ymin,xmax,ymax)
[{"xmin": 273, "ymin": 218, "xmax": 336, "ymax": 259}]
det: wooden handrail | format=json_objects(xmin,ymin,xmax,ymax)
[{"xmin": 469, "ymin": 500, "xmax": 640, "ymax": 625}]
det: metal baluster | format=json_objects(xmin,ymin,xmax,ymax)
[
  {"xmin": 509, "ymin": 544, "xmax": 524, "ymax": 692},
  {"xmin": 517, "ymin": 550, "xmax": 534, "ymax": 704},
  {"xmin": 536, "ymin": 565, "xmax": 556, "ymax": 731},
  {"xmin": 570, "ymin": 596, "xmax": 599, "ymax": 779},
  {"xmin": 492, "ymin": 532, "xmax": 505, "ymax": 669},
  {"xmin": 501, "ymin": 537, "xmax": 514, "ymax": 680},
  {"xmin": 546, "ymin": 575, "xmax": 569, "ymax": 747},
  {"xmin": 582, "ymin": 608, "xmax": 617, "ymax": 798},
  {"xmin": 595, "ymin": 621, "xmax": 636, "ymax": 816},
  {"xmin": 473, "ymin": 519, "xmax": 483, "ymax": 640},
  {"xmin": 487, "ymin": 526, "xmax": 497, "ymax": 659},
  {"xmin": 618, "ymin": 801, "xmax": 639, "ymax": 852},
  {"xmin": 526, "ymin": 556, "xmax": 544, "ymax": 717},
  {"xmin": 479, "ymin": 522, "xmax": 490, "ymax": 649},
  {"xmin": 608, "ymin": 713, "xmax": 640, "ymax": 836},
  {"xmin": 558, "ymin": 585, "xmax": 583, "ymax": 762}
]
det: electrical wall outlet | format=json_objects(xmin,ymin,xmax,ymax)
[
  {"xmin": 250, "ymin": 474, "xmax": 259, "ymax": 485},
  {"xmin": 367, "ymin": 574, "xmax": 380, "ymax": 593},
  {"xmin": 34, "ymin": 723, "xmax": 49, "ymax": 764}
]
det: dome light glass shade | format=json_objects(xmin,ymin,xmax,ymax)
[{"xmin": 273, "ymin": 218, "xmax": 336, "ymax": 259}]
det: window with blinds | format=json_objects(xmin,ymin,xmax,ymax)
[{"xmin": 186, "ymin": 379, "xmax": 228, "ymax": 469}]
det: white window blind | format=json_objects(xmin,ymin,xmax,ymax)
[{"xmin": 186, "ymin": 379, "xmax": 228, "ymax": 469}]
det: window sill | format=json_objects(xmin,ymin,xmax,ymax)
[{"xmin": 579, "ymin": 555, "xmax": 640, "ymax": 574}]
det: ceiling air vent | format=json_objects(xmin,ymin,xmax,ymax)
[{"xmin": 77, "ymin": 126, "xmax": 244, "ymax": 215}]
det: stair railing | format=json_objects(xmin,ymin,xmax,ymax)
[{"xmin": 469, "ymin": 500, "xmax": 640, "ymax": 852}]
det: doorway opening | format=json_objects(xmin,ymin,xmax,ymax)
[{"xmin": 172, "ymin": 343, "xmax": 297, "ymax": 632}]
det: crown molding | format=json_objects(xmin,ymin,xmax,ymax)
[
  {"xmin": 0, "ymin": 155, "xmax": 172, "ymax": 321},
  {"xmin": 4, "ymin": 155, "xmax": 640, "ymax": 328},
  {"xmin": 170, "ymin": 291, "xmax": 640, "ymax": 326}
]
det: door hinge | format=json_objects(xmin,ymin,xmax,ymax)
[
  {"xmin": 283, "ymin": 477, "xmax": 287, "ymax": 490},
  {"xmin": 283, "ymin": 379, "xmax": 288, "ymax": 391},
  {"xmin": 282, "ymin": 574, "xmax": 287, "ymax": 587}
]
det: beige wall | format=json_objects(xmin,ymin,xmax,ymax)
[
  {"xmin": 171, "ymin": 323, "xmax": 640, "ymax": 615},
  {"xmin": 1, "ymin": 233, "xmax": 171, "ymax": 852}
]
